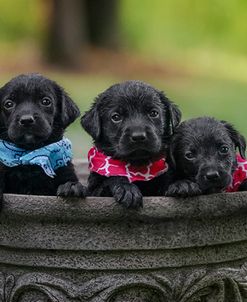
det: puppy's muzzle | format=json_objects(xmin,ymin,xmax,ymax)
[
  {"xmin": 118, "ymin": 124, "xmax": 161, "ymax": 160},
  {"xmin": 19, "ymin": 114, "xmax": 35, "ymax": 127},
  {"xmin": 125, "ymin": 128, "xmax": 151, "ymax": 149},
  {"xmin": 204, "ymin": 170, "xmax": 220, "ymax": 181},
  {"xmin": 197, "ymin": 165, "xmax": 231, "ymax": 191},
  {"xmin": 130, "ymin": 131, "xmax": 147, "ymax": 143}
]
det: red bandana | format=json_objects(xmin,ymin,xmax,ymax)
[
  {"xmin": 226, "ymin": 154, "xmax": 247, "ymax": 192},
  {"xmin": 88, "ymin": 147, "xmax": 168, "ymax": 183}
]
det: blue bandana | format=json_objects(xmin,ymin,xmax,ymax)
[{"xmin": 0, "ymin": 138, "xmax": 72, "ymax": 178}]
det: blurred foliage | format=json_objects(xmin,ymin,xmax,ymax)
[
  {"xmin": 0, "ymin": 0, "xmax": 43, "ymax": 43},
  {"xmin": 120, "ymin": 0, "xmax": 247, "ymax": 56},
  {"xmin": 0, "ymin": 0, "xmax": 247, "ymax": 56}
]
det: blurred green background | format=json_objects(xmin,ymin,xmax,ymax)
[{"xmin": 0, "ymin": 0, "xmax": 247, "ymax": 158}]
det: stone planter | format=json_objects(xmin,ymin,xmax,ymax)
[{"xmin": 1, "ymin": 161, "xmax": 247, "ymax": 301}]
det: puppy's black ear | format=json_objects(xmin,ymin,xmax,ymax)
[
  {"xmin": 61, "ymin": 93, "xmax": 80, "ymax": 128},
  {"xmin": 168, "ymin": 102, "xmax": 182, "ymax": 135},
  {"xmin": 221, "ymin": 121, "xmax": 246, "ymax": 159},
  {"xmin": 159, "ymin": 91, "xmax": 182, "ymax": 135},
  {"xmin": 81, "ymin": 102, "xmax": 101, "ymax": 141},
  {"xmin": 56, "ymin": 85, "xmax": 80, "ymax": 128}
]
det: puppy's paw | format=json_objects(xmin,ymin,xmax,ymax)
[
  {"xmin": 57, "ymin": 181, "xmax": 87, "ymax": 198},
  {"xmin": 112, "ymin": 183, "xmax": 143, "ymax": 209},
  {"xmin": 166, "ymin": 180, "xmax": 202, "ymax": 197}
]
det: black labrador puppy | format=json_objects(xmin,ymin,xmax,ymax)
[
  {"xmin": 167, "ymin": 116, "xmax": 247, "ymax": 197},
  {"xmin": 81, "ymin": 80, "xmax": 181, "ymax": 208},
  {"xmin": 0, "ymin": 74, "xmax": 86, "ymax": 208}
]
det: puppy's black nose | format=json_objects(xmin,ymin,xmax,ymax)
[
  {"xmin": 205, "ymin": 171, "xmax": 220, "ymax": 181},
  {"xmin": 19, "ymin": 115, "xmax": 35, "ymax": 127},
  {"xmin": 130, "ymin": 131, "xmax": 147, "ymax": 142}
]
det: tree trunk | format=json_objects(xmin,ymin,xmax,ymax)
[
  {"xmin": 45, "ymin": 0, "xmax": 87, "ymax": 68},
  {"xmin": 86, "ymin": 0, "xmax": 120, "ymax": 49}
]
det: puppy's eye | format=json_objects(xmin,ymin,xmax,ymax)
[
  {"xmin": 111, "ymin": 113, "xmax": 122, "ymax": 123},
  {"xmin": 41, "ymin": 97, "xmax": 52, "ymax": 106},
  {"xmin": 219, "ymin": 146, "xmax": 229, "ymax": 154},
  {"xmin": 149, "ymin": 110, "xmax": 159, "ymax": 118},
  {"xmin": 185, "ymin": 151, "xmax": 195, "ymax": 160},
  {"xmin": 3, "ymin": 99, "xmax": 15, "ymax": 110}
]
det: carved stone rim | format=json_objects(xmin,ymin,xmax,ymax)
[{"xmin": 2, "ymin": 192, "xmax": 247, "ymax": 222}]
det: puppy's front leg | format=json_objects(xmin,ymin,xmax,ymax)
[
  {"xmin": 56, "ymin": 163, "xmax": 87, "ymax": 198},
  {"xmin": 166, "ymin": 179, "xmax": 202, "ymax": 197},
  {"xmin": 105, "ymin": 177, "xmax": 143, "ymax": 209}
]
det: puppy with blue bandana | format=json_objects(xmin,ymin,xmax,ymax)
[{"xmin": 0, "ymin": 74, "xmax": 86, "ymax": 208}]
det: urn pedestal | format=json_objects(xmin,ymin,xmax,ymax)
[{"xmin": 0, "ymin": 161, "xmax": 247, "ymax": 301}]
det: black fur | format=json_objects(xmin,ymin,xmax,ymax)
[
  {"xmin": 81, "ymin": 80, "xmax": 181, "ymax": 208},
  {"xmin": 166, "ymin": 116, "xmax": 247, "ymax": 197},
  {"xmin": 0, "ymin": 74, "xmax": 86, "ymax": 208}
]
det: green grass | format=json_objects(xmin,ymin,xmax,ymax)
[{"xmin": 1, "ymin": 73, "xmax": 246, "ymax": 159}]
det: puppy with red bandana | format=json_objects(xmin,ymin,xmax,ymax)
[
  {"xmin": 166, "ymin": 117, "xmax": 247, "ymax": 197},
  {"xmin": 81, "ymin": 80, "xmax": 181, "ymax": 209}
]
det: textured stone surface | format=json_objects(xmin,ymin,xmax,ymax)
[{"xmin": 1, "ymin": 161, "xmax": 247, "ymax": 301}]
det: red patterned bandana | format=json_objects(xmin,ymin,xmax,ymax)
[
  {"xmin": 88, "ymin": 146, "xmax": 168, "ymax": 183},
  {"xmin": 226, "ymin": 154, "xmax": 247, "ymax": 192}
]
